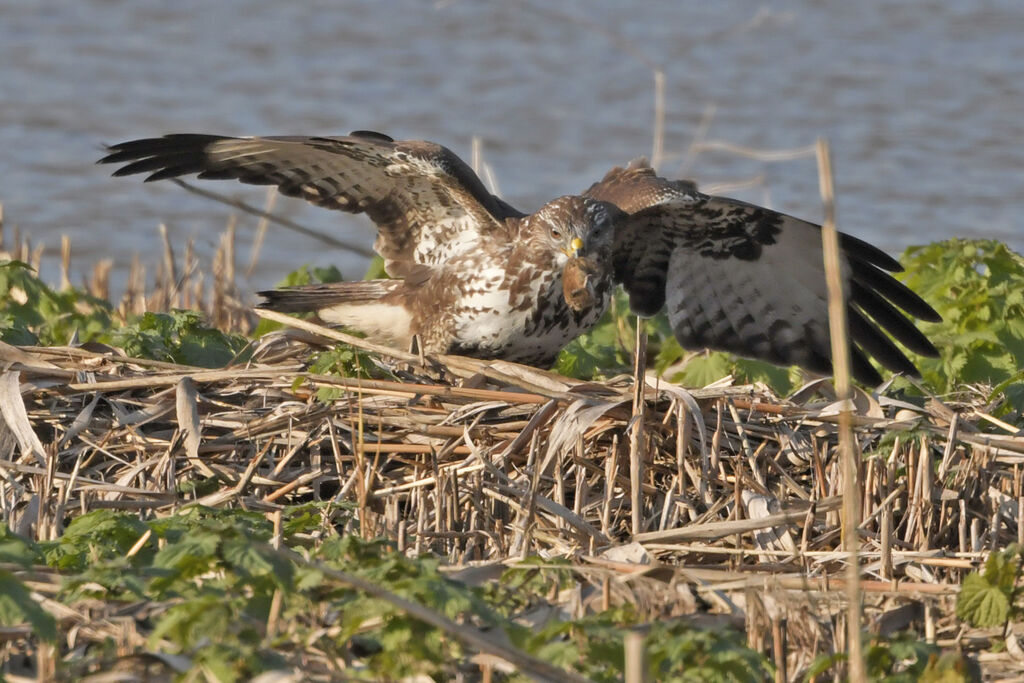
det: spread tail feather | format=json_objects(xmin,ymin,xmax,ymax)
[
  {"xmin": 258, "ymin": 280, "xmax": 413, "ymax": 346},
  {"xmin": 258, "ymin": 280, "xmax": 399, "ymax": 312}
]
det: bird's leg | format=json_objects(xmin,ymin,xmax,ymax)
[{"xmin": 408, "ymin": 333, "xmax": 427, "ymax": 367}]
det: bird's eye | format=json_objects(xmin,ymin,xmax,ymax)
[{"xmin": 550, "ymin": 227, "xmax": 561, "ymax": 239}]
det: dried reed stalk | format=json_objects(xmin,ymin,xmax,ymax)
[
  {"xmin": 817, "ymin": 138, "xmax": 864, "ymax": 681},
  {"xmin": 3, "ymin": 318, "xmax": 1023, "ymax": 677}
]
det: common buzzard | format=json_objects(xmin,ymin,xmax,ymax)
[{"xmin": 100, "ymin": 131, "xmax": 940, "ymax": 384}]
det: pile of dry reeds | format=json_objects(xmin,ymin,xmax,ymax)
[
  {"xmin": 4, "ymin": 176, "xmax": 1023, "ymax": 677},
  {"xmin": 3, "ymin": 302, "xmax": 1024, "ymax": 679}
]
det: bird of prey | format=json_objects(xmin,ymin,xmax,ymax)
[{"xmin": 100, "ymin": 131, "xmax": 940, "ymax": 384}]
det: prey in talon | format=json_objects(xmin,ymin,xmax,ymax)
[{"xmin": 563, "ymin": 256, "xmax": 602, "ymax": 312}]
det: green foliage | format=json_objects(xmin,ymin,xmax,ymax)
[
  {"xmin": 252, "ymin": 263, "xmax": 346, "ymax": 337},
  {"xmin": 41, "ymin": 508, "xmax": 150, "ymax": 571},
  {"xmin": 0, "ymin": 525, "xmax": 42, "ymax": 568},
  {"xmin": 957, "ymin": 544, "xmax": 1023, "ymax": 628},
  {"xmin": 0, "ymin": 570, "xmax": 58, "ymax": 642},
  {"xmin": 314, "ymin": 534, "xmax": 494, "ymax": 679},
  {"xmin": 645, "ymin": 620, "xmax": 771, "ymax": 682},
  {"xmin": 364, "ymin": 254, "xmax": 390, "ymax": 280},
  {"xmin": 897, "ymin": 240, "xmax": 1024, "ymax": 411},
  {"xmin": 300, "ymin": 345, "xmax": 381, "ymax": 401},
  {"xmin": 483, "ymin": 559, "xmax": 578, "ymax": 618},
  {"xmin": 555, "ymin": 290, "xmax": 682, "ymax": 381},
  {"xmin": 0, "ymin": 261, "xmax": 248, "ymax": 368},
  {"xmin": 0, "ymin": 527, "xmax": 58, "ymax": 640},
  {"xmin": 274, "ymin": 263, "xmax": 345, "ymax": 289},
  {"xmin": 2, "ymin": 506, "xmax": 778, "ymax": 680},
  {"xmin": 806, "ymin": 632, "xmax": 977, "ymax": 682},
  {"xmin": 11, "ymin": 505, "xmax": 990, "ymax": 681},
  {"xmin": 503, "ymin": 608, "xmax": 770, "ymax": 683},
  {"xmin": 108, "ymin": 310, "xmax": 249, "ymax": 367},
  {"xmin": 555, "ymin": 287, "xmax": 802, "ymax": 394},
  {"xmin": 554, "ymin": 301, "xmax": 632, "ymax": 379},
  {"xmin": 0, "ymin": 259, "xmax": 113, "ymax": 345},
  {"xmin": 667, "ymin": 352, "xmax": 803, "ymax": 394},
  {"xmin": 493, "ymin": 563, "xmax": 770, "ymax": 682}
]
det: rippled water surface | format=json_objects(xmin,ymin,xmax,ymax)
[{"xmin": 2, "ymin": 0, "xmax": 1021, "ymax": 287}]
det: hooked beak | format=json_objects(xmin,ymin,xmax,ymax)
[{"xmin": 564, "ymin": 237, "xmax": 584, "ymax": 258}]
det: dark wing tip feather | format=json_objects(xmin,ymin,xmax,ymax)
[
  {"xmin": 850, "ymin": 346, "xmax": 885, "ymax": 386},
  {"xmin": 849, "ymin": 257, "xmax": 943, "ymax": 323},
  {"xmin": 98, "ymin": 134, "xmax": 234, "ymax": 180},
  {"xmin": 848, "ymin": 307, "xmax": 922, "ymax": 377},
  {"xmin": 143, "ymin": 165, "xmax": 206, "ymax": 182},
  {"xmin": 849, "ymin": 281, "xmax": 939, "ymax": 358},
  {"xmin": 840, "ymin": 232, "xmax": 904, "ymax": 272}
]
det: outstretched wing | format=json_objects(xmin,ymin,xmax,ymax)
[
  {"xmin": 586, "ymin": 161, "xmax": 941, "ymax": 385},
  {"xmin": 99, "ymin": 132, "xmax": 524, "ymax": 278}
]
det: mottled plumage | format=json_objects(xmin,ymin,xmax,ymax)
[{"xmin": 100, "ymin": 132, "xmax": 940, "ymax": 384}]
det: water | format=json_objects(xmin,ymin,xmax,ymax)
[{"xmin": 1, "ymin": 0, "xmax": 1021, "ymax": 292}]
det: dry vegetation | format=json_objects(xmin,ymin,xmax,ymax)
[
  {"xmin": 2, "ymin": 102, "xmax": 1023, "ymax": 676},
  {"xmin": 2, "ymin": 204, "xmax": 1024, "ymax": 679}
]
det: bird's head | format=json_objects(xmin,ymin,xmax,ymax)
[
  {"xmin": 530, "ymin": 195, "xmax": 617, "ymax": 266},
  {"xmin": 528, "ymin": 195, "xmax": 618, "ymax": 311}
]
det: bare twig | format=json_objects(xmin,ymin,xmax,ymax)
[{"xmin": 169, "ymin": 178, "xmax": 375, "ymax": 258}]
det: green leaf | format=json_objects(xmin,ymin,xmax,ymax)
[
  {"xmin": 363, "ymin": 256, "xmax": 389, "ymax": 280},
  {"xmin": 918, "ymin": 651, "xmax": 979, "ymax": 682},
  {"xmin": 221, "ymin": 539, "xmax": 294, "ymax": 588},
  {"xmin": 62, "ymin": 557, "xmax": 148, "ymax": 601},
  {"xmin": 45, "ymin": 509, "xmax": 150, "ymax": 571},
  {"xmin": 0, "ymin": 570, "xmax": 57, "ymax": 642},
  {"xmin": 897, "ymin": 239, "xmax": 1024, "ymax": 395},
  {"xmin": 957, "ymin": 569, "xmax": 1013, "ymax": 628},
  {"xmin": 107, "ymin": 310, "xmax": 249, "ymax": 367},
  {"xmin": 0, "ymin": 526, "xmax": 39, "ymax": 568},
  {"xmin": 804, "ymin": 651, "xmax": 846, "ymax": 680},
  {"xmin": 153, "ymin": 532, "xmax": 221, "ymax": 573},
  {"xmin": 313, "ymin": 265, "xmax": 344, "ymax": 284},
  {"xmin": 671, "ymin": 352, "xmax": 737, "ymax": 388}
]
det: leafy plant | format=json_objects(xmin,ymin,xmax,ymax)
[
  {"xmin": 41, "ymin": 508, "xmax": 150, "ymax": 571},
  {"xmin": 1, "ymin": 506, "xmax": 780, "ymax": 680},
  {"xmin": 252, "ymin": 263, "xmax": 345, "ymax": 337},
  {"xmin": 0, "ymin": 260, "xmax": 249, "ymax": 368},
  {"xmin": 0, "ymin": 570, "xmax": 57, "ymax": 643},
  {"xmin": 0, "ymin": 527, "xmax": 57, "ymax": 642},
  {"xmin": 555, "ymin": 284, "xmax": 807, "ymax": 394},
  {"xmin": 0, "ymin": 259, "xmax": 112, "ymax": 346},
  {"xmin": 897, "ymin": 239, "xmax": 1024, "ymax": 412},
  {"xmin": 364, "ymin": 254, "xmax": 389, "ymax": 280},
  {"xmin": 108, "ymin": 309, "xmax": 250, "ymax": 367},
  {"xmin": 957, "ymin": 544, "xmax": 1024, "ymax": 629},
  {"xmin": 806, "ymin": 632, "xmax": 978, "ymax": 682}
]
